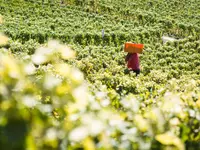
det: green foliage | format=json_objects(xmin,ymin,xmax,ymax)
[
  {"xmin": 0, "ymin": 0, "xmax": 200, "ymax": 149},
  {"xmin": 1, "ymin": 0, "xmax": 199, "ymax": 46},
  {"xmin": 0, "ymin": 40, "xmax": 200, "ymax": 150}
]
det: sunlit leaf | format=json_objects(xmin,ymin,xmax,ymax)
[
  {"xmin": 156, "ymin": 132, "xmax": 185, "ymax": 150},
  {"xmin": 69, "ymin": 126, "xmax": 89, "ymax": 142},
  {"xmin": 0, "ymin": 15, "xmax": 3, "ymax": 24},
  {"xmin": 83, "ymin": 137, "xmax": 95, "ymax": 150},
  {"xmin": 0, "ymin": 34, "xmax": 8, "ymax": 46},
  {"xmin": 134, "ymin": 114, "xmax": 149, "ymax": 132}
]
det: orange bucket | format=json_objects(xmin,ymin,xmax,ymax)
[{"xmin": 124, "ymin": 42, "xmax": 144, "ymax": 53}]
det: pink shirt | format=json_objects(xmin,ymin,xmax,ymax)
[{"xmin": 127, "ymin": 53, "xmax": 140, "ymax": 70}]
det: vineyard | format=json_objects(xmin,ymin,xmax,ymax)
[{"xmin": 0, "ymin": 0, "xmax": 200, "ymax": 149}]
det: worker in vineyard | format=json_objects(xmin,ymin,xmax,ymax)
[{"xmin": 125, "ymin": 52, "xmax": 140, "ymax": 76}]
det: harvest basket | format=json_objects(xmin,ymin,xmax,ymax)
[{"xmin": 124, "ymin": 42, "xmax": 144, "ymax": 53}]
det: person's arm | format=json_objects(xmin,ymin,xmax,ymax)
[{"xmin": 125, "ymin": 53, "xmax": 132, "ymax": 62}]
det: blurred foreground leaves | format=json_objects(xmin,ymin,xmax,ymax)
[{"xmin": 0, "ymin": 37, "xmax": 200, "ymax": 149}]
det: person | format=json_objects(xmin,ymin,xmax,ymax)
[{"xmin": 125, "ymin": 53, "xmax": 140, "ymax": 76}]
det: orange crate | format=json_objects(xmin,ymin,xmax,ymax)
[{"xmin": 124, "ymin": 42, "xmax": 144, "ymax": 53}]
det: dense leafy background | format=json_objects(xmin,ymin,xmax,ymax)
[{"xmin": 0, "ymin": 0, "xmax": 200, "ymax": 149}]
